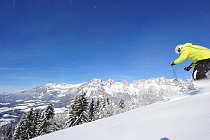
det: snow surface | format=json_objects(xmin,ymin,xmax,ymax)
[{"xmin": 33, "ymin": 80, "xmax": 210, "ymax": 140}]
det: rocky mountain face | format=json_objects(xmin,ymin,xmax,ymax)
[{"xmin": 0, "ymin": 78, "xmax": 195, "ymax": 126}]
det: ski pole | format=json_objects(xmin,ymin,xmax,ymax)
[{"xmin": 171, "ymin": 66, "xmax": 178, "ymax": 79}]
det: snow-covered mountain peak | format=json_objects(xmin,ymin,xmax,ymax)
[
  {"xmin": 43, "ymin": 83, "xmax": 77, "ymax": 91},
  {"xmin": 77, "ymin": 79, "xmax": 106, "ymax": 96},
  {"xmin": 104, "ymin": 79, "xmax": 116, "ymax": 87},
  {"xmin": 89, "ymin": 78, "xmax": 103, "ymax": 84},
  {"xmin": 44, "ymin": 83, "xmax": 73, "ymax": 88}
]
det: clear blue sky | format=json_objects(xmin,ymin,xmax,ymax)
[{"xmin": 1, "ymin": 0, "xmax": 210, "ymax": 92}]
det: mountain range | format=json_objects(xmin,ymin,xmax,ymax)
[{"xmin": 0, "ymin": 77, "xmax": 195, "ymax": 126}]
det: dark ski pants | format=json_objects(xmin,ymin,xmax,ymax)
[{"xmin": 192, "ymin": 58, "xmax": 210, "ymax": 80}]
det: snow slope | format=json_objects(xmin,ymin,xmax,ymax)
[{"xmin": 33, "ymin": 83, "xmax": 210, "ymax": 140}]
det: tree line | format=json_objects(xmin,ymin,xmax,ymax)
[{"xmin": 10, "ymin": 93, "xmax": 126, "ymax": 140}]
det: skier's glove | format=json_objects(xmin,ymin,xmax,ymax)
[
  {"xmin": 184, "ymin": 66, "xmax": 191, "ymax": 71},
  {"xmin": 170, "ymin": 62, "xmax": 175, "ymax": 66}
]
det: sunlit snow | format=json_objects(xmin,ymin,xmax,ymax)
[{"xmin": 33, "ymin": 80, "xmax": 210, "ymax": 140}]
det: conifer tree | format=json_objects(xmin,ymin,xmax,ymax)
[
  {"xmin": 36, "ymin": 104, "xmax": 55, "ymax": 135},
  {"xmin": 34, "ymin": 111, "xmax": 41, "ymax": 137},
  {"xmin": 96, "ymin": 97, "xmax": 114, "ymax": 119},
  {"xmin": 44, "ymin": 103, "xmax": 54, "ymax": 120},
  {"xmin": 13, "ymin": 116, "xmax": 28, "ymax": 140},
  {"xmin": 89, "ymin": 99, "xmax": 94, "ymax": 121},
  {"xmin": 13, "ymin": 108, "xmax": 36, "ymax": 140},
  {"xmin": 93, "ymin": 97, "xmax": 101, "ymax": 120},
  {"xmin": 98, "ymin": 97, "xmax": 106, "ymax": 119},
  {"xmin": 104, "ymin": 97, "xmax": 114, "ymax": 117},
  {"xmin": 66, "ymin": 93, "xmax": 89, "ymax": 127},
  {"xmin": 26, "ymin": 108, "xmax": 35, "ymax": 139},
  {"xmin": 0, "ymin": 124, "xmax": 14, "ymax": 140},
  {"xmin": 116, "ymin": 98, "xmax": 126, "ymax": 114},
  {"xmin": 118, "ymin": 98, "xmax": 126, "ymax": 109},
  {"xmin": 13, "ymin": 124, "xmax": 21, "ymax": 140}
]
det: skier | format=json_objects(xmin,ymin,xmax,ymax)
[{"xmin": 170, "ymin": 42, "xmax": 210, "ymax": 80}]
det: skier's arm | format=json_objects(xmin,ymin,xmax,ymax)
[{"xmin": 174, "ymin": 49, "xmax": 189, "ymax": 64}]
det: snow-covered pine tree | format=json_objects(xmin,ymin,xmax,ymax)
[
  {"xmin": 140, "ymin": 86, "xmax": 163, "ymax": 105},
  {"xmin": 13, "ymin": 108, "xmax": 37, "ymax": 140},
  {"xmin": 13, "ymin": 120, "xmax": 21, "ymax": 140},
  {"xmin": 98, "ymin": 97, "xmax": 106, "ymax": 119},
  {"xmin": 52, "ymin": 112, "xmax": 68, "ymax": 131},
  {"xmin": 25, "ymin": 108, "xmax": 35, "ymax": 139},
  {"xmin": 36, "ymin": 104, "xmax": 55, "ymax": 136},
  {"xmin": 0, "ymin": 123, "xmax": 14, "ymax": 140},
  {"xmin": 93, "ymin": 97, "xmax": 101, "ymax": 120},
  {"xmin": 89, "ymin": 99, "xmax": 94, "ymax": 121},
  {"xmin": 44, "ymin": 104, "xmax": 54, "ymax": 120},
  {"xmin": 118, "ymin": 98, "xmax": 125, "ymax": 109},
  {"xmin": 115, "ymin": 98, "xmax": 126, "ymax": 114},
  {"xmin": 66, "ymin": 93, "xmax": 89, "ymax": 127},
  {"xmin": 66, "ymin": 97, "xmax": 77, "ymax": 127},
  {"xmin": 104, "ymin": 97, "xmax": 114, "ymax": 117},
  {"xmin": 92, "ymin": 97, "xmax": 112, "ymax": 120},
  {"xmin": 98, "ymin": 97, "xmax": 114, "ymax": 118},
  {"xmin": 34, "ymin": 110, "xmax": 41, "ymax": 137},
  {"xmin": 13, "ymin": 116, "xmax": 28, "ymax": 140}
]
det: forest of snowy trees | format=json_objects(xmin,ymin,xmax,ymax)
[{"xmin": 6, "ymin": 93, "xmax": 128, "ymax": 140}]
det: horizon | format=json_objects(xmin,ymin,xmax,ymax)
[{"xmin": 2, "ymin": 77, "xmax": 185, "ymax": 93}]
